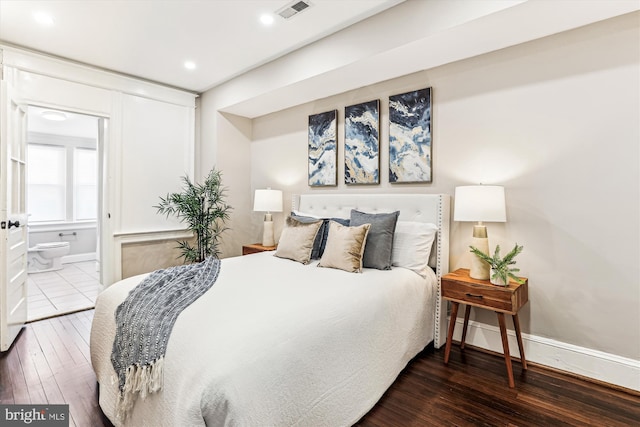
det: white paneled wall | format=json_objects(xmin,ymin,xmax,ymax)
[
  {"xmin": 119, "ymin": 94, "xmax": 194, "ymax": 234},
  {"xmin": 1, "ymin": 46, "xmax": 197, "ymax": 285}
]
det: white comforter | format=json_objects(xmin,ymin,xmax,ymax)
[{"xmin": 90, "ymin": 251, "xmax": 437, "ymax": 426}]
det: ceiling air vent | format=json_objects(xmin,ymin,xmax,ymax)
[{"xmin": 276, "ymin": 0, "xmax": 312, "ymax": 20}]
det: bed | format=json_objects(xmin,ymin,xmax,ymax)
[{"xmin": 90, "ymin": 193, "xmax": 450, "ymax": 426}]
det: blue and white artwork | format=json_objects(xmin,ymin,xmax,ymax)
[
  {"xmin": 308, "ymin": 110, "xmax": 337, "ymax": 186},
  {"xmin": 344, "ymin": 100, "xmax": 380, "ymax": 185},
  {"xmin": 389, "ymin": 88, "xmax": 432, "ymax": 183}
]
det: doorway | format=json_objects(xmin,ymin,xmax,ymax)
[{"xmin": 25, "ymin": 106, "xmax": 105, "ymax": 321}]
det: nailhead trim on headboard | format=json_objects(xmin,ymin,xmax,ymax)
[{"xmin": 292, "ymin": 193, "xmax": 451, "ymax": 349}]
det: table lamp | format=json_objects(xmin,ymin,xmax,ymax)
[
  {"xmin": 454, "ymin": 185, "xmax": 506, "ymax": 280},
  {"xmin": 253, "ymin": 188, "xmax": 283, "ymax": 247}
]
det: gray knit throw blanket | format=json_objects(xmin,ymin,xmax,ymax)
[{"xmin": 111, "ymin": 257, "xmax": 221, "ymax": 422}]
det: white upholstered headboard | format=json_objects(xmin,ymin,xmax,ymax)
[{"xmin": 293, "ymin": 193, "xmax": 450, "ymax": 348}]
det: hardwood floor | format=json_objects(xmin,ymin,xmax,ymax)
[
  {"xmin": 0, "ymin": 310, "xmax": 112, "ymax": 427},
  {"xmin": 1, "ymin": 311, "xmax": 639, "ymax": 426},
  {"xmin": 357, "ymin": 346, "xmax": 640, "ymax": 426}
]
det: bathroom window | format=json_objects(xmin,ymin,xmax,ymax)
[
  {"xmin": 27, "ymin": 144, "xmax": 66, "ymax": 222},
  {"xmin": 27, "ymin": 143, "xmax": 97, "ymax": 223}
]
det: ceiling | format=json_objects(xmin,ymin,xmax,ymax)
[{"xmin": 0, "ymin": 0, "xmax": 404, "ymax": 93}]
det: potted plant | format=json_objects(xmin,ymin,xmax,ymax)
[
  {"xmin": 156, "ymin": 168, "xmax": 232, "ymax": 263},
  {"xmin": 469, "ymin": 243, "xmax": 525, "ymax": 286}
]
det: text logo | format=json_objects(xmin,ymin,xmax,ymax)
[{"xmin": 0, "ymin": 405, "xmax": 68, "ymax": 426}]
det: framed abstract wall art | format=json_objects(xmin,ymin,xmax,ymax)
[
  {"xmin": 308, "ymin": 110, "xmax": 337, "ymax": 186},
  {"xmin": 389, "ymin": 87, "xmax": 432, "ymax": 183},
  {"xmin": 344, "ymin": 99, "xmax": 380, "ymax": 185}
]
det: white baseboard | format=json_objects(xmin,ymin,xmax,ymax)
[
  {"xmin": 452, "ymin": 318, "xmax": 640, "ymax": 392},
  {"xmin": 62, "ymin": 252, "xmax": 97, "ymax": 264}
]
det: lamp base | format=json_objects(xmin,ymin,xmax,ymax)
[
  {"xmin": 470, "ymin": 225, "xmax": 490, "ymax": 280},
  {"xmin": 262, "ymin": 220, "xmax": 275, "ymax": 247}
]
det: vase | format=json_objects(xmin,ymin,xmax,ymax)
[{"xmin": 490, "ymin": 268, "xmax": 509, "ymax": 286}]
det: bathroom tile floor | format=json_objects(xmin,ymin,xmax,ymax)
[{"xmin": 27, "ymin": 261, "xmax": 103, "ymax": 322}]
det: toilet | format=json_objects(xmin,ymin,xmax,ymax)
[{"xmin": 27, "ymin": 242, "xmax": 71, "ymax": 273}]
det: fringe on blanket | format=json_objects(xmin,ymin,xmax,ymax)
[{"xmin": 115, "ymin": 356, "xmax": 165, "ymax": 423}]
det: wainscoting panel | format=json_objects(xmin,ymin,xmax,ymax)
[{"xmin": 120, "ymin": 238, "xmax": 195, "ymax": 279}]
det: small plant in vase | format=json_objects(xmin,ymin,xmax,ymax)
[{"xmin": 469, "ymin": 243, "xmax": 525, "ymax": 286}]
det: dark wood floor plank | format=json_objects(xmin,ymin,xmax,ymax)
[
  {"xmin": 67, "ymin": 311, "xmax": 90, "ymax": 338},
  {"xmin": 71, "ymin": 310, "xmax": 93, "ymax": 338},
  {"xmin": 67, "ymin": 311, "xmax": 92, "ymax": 348},
  {"xmin": 51, "ymin": 315, "xmax": 91, "ymax": 364},
  {"xmin": 3, "ymin": 331, "xmax": 30, "ymax": 404},
  {"xmin": 47, "ymin": 317, "xmax": 87, "ymax": 367},
  {"xmin": 29, "ymin": 320, "xmax": 69, "ymax": 375},
  {"xmin": 20, "ymin": 320, "xmax": 66, "ymax": 405},
  {"xmin": 14, "ymin": 327, "xmax": 48, "ymax": 405},
  {"xmin": 0, "ymin": 343, "xmax": 15, "ymax": 404},
  {"xmin": 3, "ymin": 309, "xmax": 640, "ymax": 427}
]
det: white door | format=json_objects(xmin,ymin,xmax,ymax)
[{"xmin": 0, "ymin": 81, "xmax": 28, "ymax": 352}]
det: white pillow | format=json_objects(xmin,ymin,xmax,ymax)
[
  {"xmin": 392, "ymin": 221, "xmax": 438, "ymax": 277},
  {"xmin": 292, "ymin": 209, "xmax": 319, "ymax": 218}
]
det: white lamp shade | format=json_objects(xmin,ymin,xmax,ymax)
[
  {"xmin": 454, "ymin": 185, "xmax": 506, "ymax": 222},
  {"xmin": 253, "ymin": 189, "xmax": 283, "ymax": 213}
]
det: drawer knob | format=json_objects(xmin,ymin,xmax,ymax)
[{"xmin": 465, "ymin": 293, "xmax": 484, "ymax": 299}]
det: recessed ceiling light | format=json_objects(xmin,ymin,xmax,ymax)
[
  {"xmin": 34, "ymin": 11, "xmax": 54, "ymax": 26},
  {"xmin": 260, "ymin": 14, "xmax": 274, "ymax": 26},
  {"xmin": 41, "ymin": 110, "xmax": 67, "ymax": 121},
  {"xmin": 184, "ymin": 61, "xmax": 196, "ymax": 70}
]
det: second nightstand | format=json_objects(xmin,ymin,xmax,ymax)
[
  {"xmin": 442, "ymin": 268, "xmax": 529, "ymax": 388},
  {"xmin": 242, "ymin": 243, "xmax": 277, "ymax": 256}
]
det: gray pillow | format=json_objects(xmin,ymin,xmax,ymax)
[{"xmin": 349, "ymin": 209, "xmax": 400, "ymax": 270}]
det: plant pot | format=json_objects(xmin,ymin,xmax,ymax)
[{"xmin": 490, "ymin": 268, "xmax": 509, "ymax": 286}]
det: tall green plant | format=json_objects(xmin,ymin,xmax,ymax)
[{"xmin": 155, "ymin": 168, "xmax": 231, "ymax": 263}]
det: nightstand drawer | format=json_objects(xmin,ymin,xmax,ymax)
[
  {"xmin": 442, "ymin": 269, "xmax": 528, "ymax": 314},
  {"xmin": 442, "ymin": 281, "xmax": 514, "ymax": 312}
]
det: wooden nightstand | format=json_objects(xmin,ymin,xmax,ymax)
[
  {"xmin": 242, "ymin": 243, "xmax": 277, "ymax": 255},
  {"xmin": 442, "ymin": 268, "xmax": 529, "ymax": 388}
]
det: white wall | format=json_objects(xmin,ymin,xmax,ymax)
[
  {"xmin": 216, "ymin": 0, "xmax": 637, "ymax": 118},
  {"xmin": 205, "ymin": 13, "xmax": 639, "ymax": 388}
]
